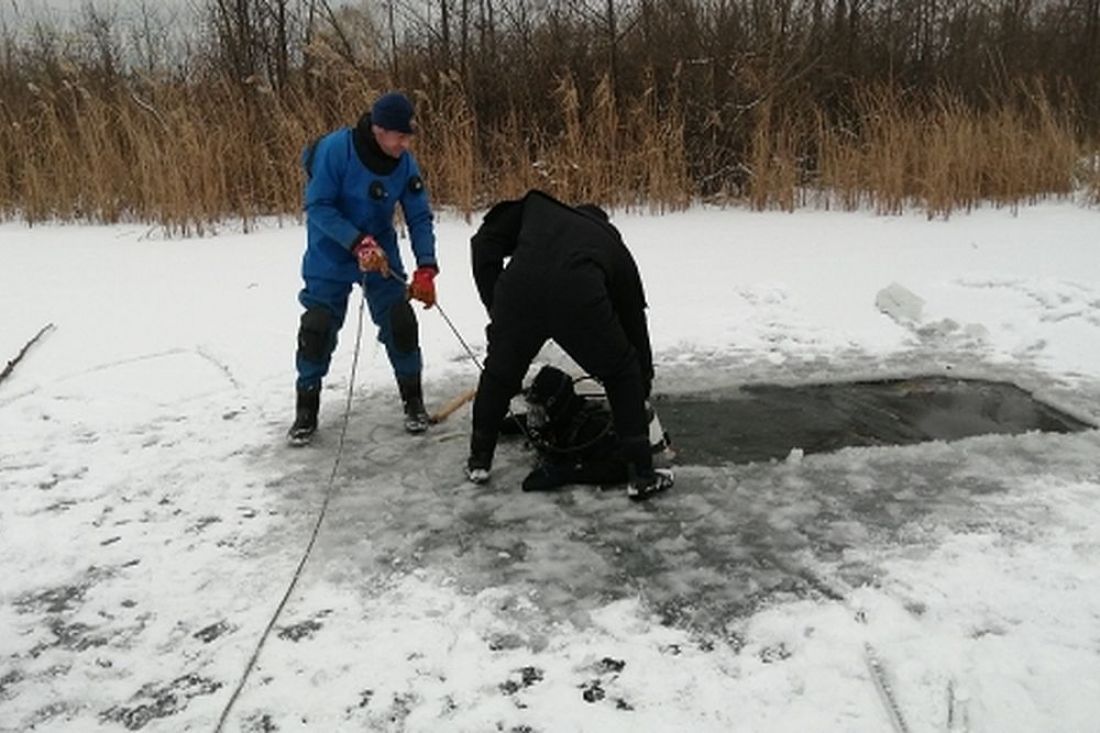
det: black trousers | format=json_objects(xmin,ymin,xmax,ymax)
[{"xmin": 471, "ymin": 265, "xmax": 652, "ymax": 477}]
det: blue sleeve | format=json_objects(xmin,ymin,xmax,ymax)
[
  {"xmin": 304, "ymin": 132, "xmax": 361, "ymax": 249},
  {"xmin": 400, "ymin": 155, "xmax": 437, "ymax": 270}
]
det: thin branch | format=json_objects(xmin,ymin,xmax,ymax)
[{"xmin": 1, "ymin": 323, "xmax": 56, "ymax": 386}]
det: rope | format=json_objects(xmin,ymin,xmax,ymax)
[
  {"xmin": 529, "ymin": 402, "xmax": 615, "ymax": 457},
  {"xmin": 762, "ymin": 554, "xmax": 914, "ymax": 733},
  {"xmin": 864, "ymin": 642, "xmax": 913, "ymax": 733},
  {"xmin": 214, "ymin": 278, "xmax": 371, "ymax": 732},
  {"xmin": 433, "ymin": 300, "xmax": 540, "ymax": 449},
  {"xmin": 432, "ymin": 302, "xmax": 612, "ymax": 453},
  {"xmin": 434, "ymin": 300, "xmax": 483, "ymax": 372}
]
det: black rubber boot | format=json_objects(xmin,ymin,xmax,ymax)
[
  {"xmin": 397, "ymin": 374, "xmax": 430, "ymax": 434},
  {"xmin": 287, "ymin": 385, "xmax": 320, "ymax": 446}
]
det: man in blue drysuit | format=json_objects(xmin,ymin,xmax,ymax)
[{"xmin": 288, "ymin": 92, "xmax": 439, "ymax": 445}]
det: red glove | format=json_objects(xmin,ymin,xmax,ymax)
[
  {"xmin": 352, "ymin": 235, "xmax": 390, "ymax": 276},
  {"xmin": 408, "ymin": 266, "xmax": 437, "ymax": 308}
]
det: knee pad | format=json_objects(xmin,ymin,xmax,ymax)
[
  {"xmin": 390, "ymin": 299, "xmax": 418, "ymax": 353},
  {"xmin": 297, "ymin": 307, "xmax": 332, "ymax": 362}
]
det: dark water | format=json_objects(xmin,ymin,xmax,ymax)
[{"xmin": 656, "ymin": 376, "xmax": 1093, "ymax": 466}]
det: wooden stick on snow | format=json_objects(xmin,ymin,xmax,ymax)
[
  {"xmin": 0, "ymin": 323, "xmax": 55, "ymax": 386},
  {"xmin": 429, "ymin": 387, "xmax": 477, "ymax": 424}
]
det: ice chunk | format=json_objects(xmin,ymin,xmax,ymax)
[{"xmin": 876, "ymin": 282, "xmax": 925, "ymax": 324}]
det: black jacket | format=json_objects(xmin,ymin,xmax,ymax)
[{"xmin": 470, "ymin": 190, "xmax": 654, "ymax": 380}]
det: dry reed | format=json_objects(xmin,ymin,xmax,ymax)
[{"xmin": 0, "ymin": 50, "xmax": 1092, "ymax": 231}]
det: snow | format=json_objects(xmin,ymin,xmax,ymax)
[{"xmin": 1, "ymin": 200, "xmax": 1099, "ymax": 732}]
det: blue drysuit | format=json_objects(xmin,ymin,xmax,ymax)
[{"xmin": 296, "ymin": 122, "xmax": 437, "ymax": 390}]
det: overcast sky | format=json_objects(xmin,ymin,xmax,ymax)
[
  {"xmin": 0, "ymin": 0, "xmax": 376, "ymax": 32},
  {"xmin": 1, "ymin": 0, "xmax": 192, "ymax": 25}
]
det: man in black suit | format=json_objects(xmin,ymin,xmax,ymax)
[{"xmin": 465, "ymin": 190, "xmax": 673, "ymax": 500}]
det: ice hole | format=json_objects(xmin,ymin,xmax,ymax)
[{"xmin": 655, "ymin": 376, "xmax": 1093, "ymax": 466}]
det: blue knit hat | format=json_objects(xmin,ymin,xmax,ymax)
[{"xmin": 371, "ymin": 92, "xmax": 415, "ymax": 134}]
